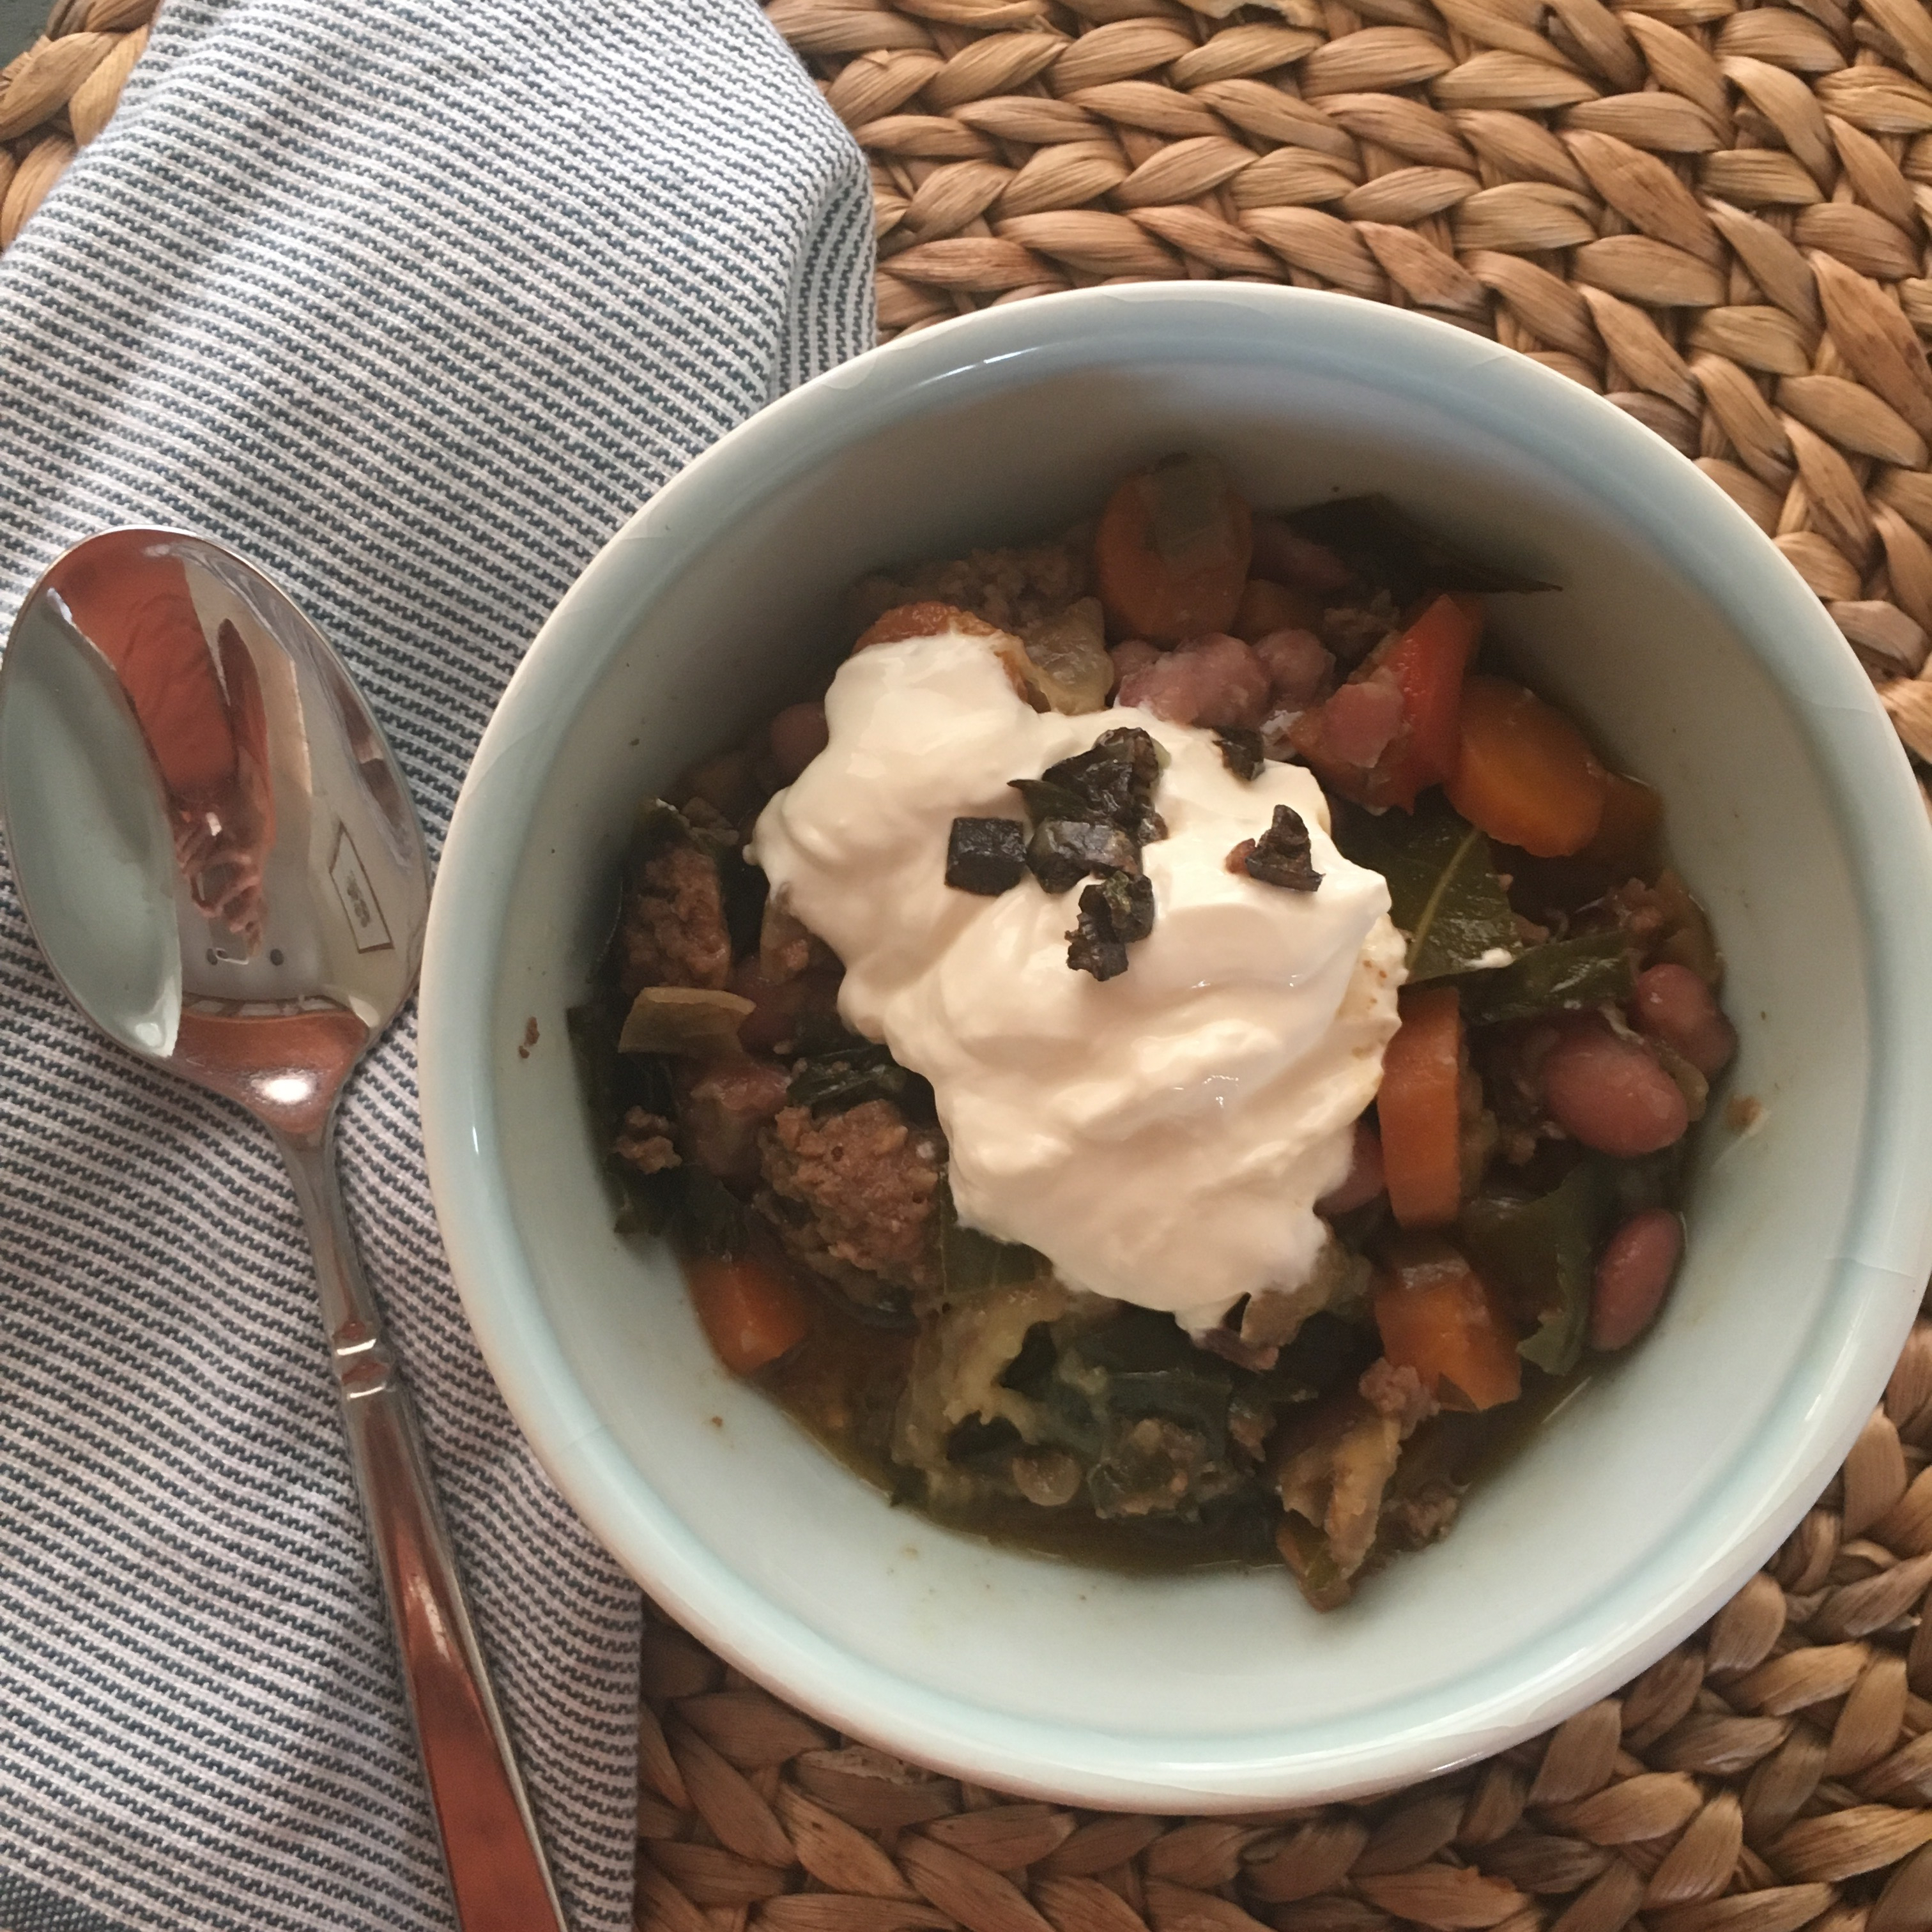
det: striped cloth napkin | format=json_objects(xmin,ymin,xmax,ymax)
[{"xmin": 0, "ymin": 3, "xmax": 871, "ymax": 1928}]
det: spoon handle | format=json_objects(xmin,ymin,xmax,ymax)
[{"xmin": 279, "ymin": 1126, "xmax": 571, "ymax": 1932}]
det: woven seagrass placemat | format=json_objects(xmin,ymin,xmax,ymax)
[{"xmin": 10, "ymin": 1, "xmax": 1932, "ymax": 1925}]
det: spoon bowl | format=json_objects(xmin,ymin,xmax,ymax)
[
  {"xmin": 1, "ymin": 530, "xmax": 423, "ymax": 1130},
  {"xmin": 0, "ymin": 530, "xmax": 568, "ymax": 1932}
]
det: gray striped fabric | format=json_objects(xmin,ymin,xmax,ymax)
[{"xmin": 0, "ymin": 4, "xmax": 872, "ymax": 1927}]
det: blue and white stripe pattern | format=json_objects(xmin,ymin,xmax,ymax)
[{"xmin": 0, "ymin": 3, "xmax": 872, "ymax": 1926}]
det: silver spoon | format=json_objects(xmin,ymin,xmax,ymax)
[{"xmin": 0, "ymin": 529, "xmax": 569, "ymax": 1932}]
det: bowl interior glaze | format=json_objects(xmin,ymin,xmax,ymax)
[{"xmin": 420, "ymin": 287, "xmax": 1932, "ymax": 1807}]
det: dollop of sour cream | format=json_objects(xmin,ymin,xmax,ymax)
[{"xmin": 751, "ymin": 628, "xmax": 1407, "ymax": 1332}]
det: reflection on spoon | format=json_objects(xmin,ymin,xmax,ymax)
[{"xmin": 52, "ymin": 542, "xmax": 275, "ymax": 950}]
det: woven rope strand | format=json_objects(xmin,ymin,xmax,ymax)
[
  {"xmin": 625, "ymin": 1333, "xmax": 1932, "ymax": 1932},
  {"xmin": 735, "ymin": 8, "xmax": 1932, "ymax": 1929},
  {"xmin": 772, "ymin": 0, "xmax": 1932, "ymax": 806},
  {"xmin": 626, "ymin": 1315, "xmax": 1932, "ymax": 1932}
]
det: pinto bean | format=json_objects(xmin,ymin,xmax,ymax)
[
  {"xmin": 768, "ymin": 702, "xmax": 829, "ymax": 781},
  {"xmin": 1317, "ymin": 1119, "xmax": 1385, "ymax": 1216},
  {"xmin": 1116, "ymin": 633, "xmax": 1269, "ymax": 728},
  {"xmin": 1591, "ymin": 1208, "xmax": 1683, "ymax": 1351},
  {"xmin": 1253, "ymin": 629, "xmax": 1333, "ymax": 709},
  {"xmin": 1631, "ymin": 963, "xmax": 1736, "ymax": 1078},
  {"xmin": 1542, "ymin": 1016, "xmax": 1689, "ymax": 1157}
]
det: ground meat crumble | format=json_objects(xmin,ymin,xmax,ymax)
[
  {"xmin": 613, "ymin": 1108, "xmax": 680, "ymax": 1175},
  {"xmin": 854, "ymin": 535, "xmax": 1091, "ymax": 638},
  {"xmin": 616, "ymin": 843, "xmax": 732, "ymax": 998},
  {"xmin": 758, "ymin": 1099, "xmax": 942, "ymax": 1296}
]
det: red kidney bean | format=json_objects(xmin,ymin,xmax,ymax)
[
  {"xmin": 1590, "ymin": 1208, "xmax": 1684, "ymax": 1351},
  {"xmin": 768, "ymin": 702, "xmax": 829, "ymax": 781},
  {"xmin": 1542, "ymin": 1016, "xmax": 1689, "ymax": 1157},
  {"xmin": 1317, "ymin": 1119, "xmax": 1384, "ymax": 1216},
  {"xmin": 1630, "ymin": 962, "xmax": 1737, "ymax": 1078}
]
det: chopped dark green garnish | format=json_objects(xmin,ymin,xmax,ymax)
[
  {"xmin": 1098, "ymin": 868, "xmax": 1155, "ymax": 943},
  {"xmin": 1067, "ymin": 902, "xmax": 1128, "ymax": 981},
  {"xmin": 946, "ymin": 816, "xmax": 1028, "ymax": 895},
  {"xmin": 1037, "ymin": 726, "xmax": 1168, "ymax": 845},
  {"xmin": 1066, "ymin": 870, "xmax": 1154, "ymax": 981},
  {"xmin": 1008, "ymin": 777, "xmax": 1094, "ymax": 825},
  {"xmin": 1213, "ymin": 726, "xmax": 1264, "ymax": 781},
  {"xmin": 1028, "ymin": 818, "xmax": 1140, "ymax": 896},
  {"xmin": 1230, "ymin": 805, "xmax": 1322, "ymax": 893}
]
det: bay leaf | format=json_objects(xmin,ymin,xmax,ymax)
[{"xmin": 1331, "ymin": 793, "xmax": 1520, "ymax": 982}]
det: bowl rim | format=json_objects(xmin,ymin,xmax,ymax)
[{"xmin": 419, "ymin": 283, "xmax": 1932, "ymax": 1806}]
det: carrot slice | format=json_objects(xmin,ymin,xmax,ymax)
[
  {"xmin": 1094, "ymin": 455, "xmax": 1252, "ymax": 642},
  {"xmin": 1374, "ymin": 1240, "xmax": 1521, "ymax": 1410},
  {"xmin": 1291, "ymin": 593, "xmax": 1482, "ymax": 811},
  {"xmin": 687, "ymin": 1252, "xmax": 811, "ymax": 1374},
  {"xmin": 1446, "ymin": 675, "xmax": 1607, "ymax": 858},
  {"xmin": 1379, "ymin": 985, "xmax": 1463, "ymax": 1230}
]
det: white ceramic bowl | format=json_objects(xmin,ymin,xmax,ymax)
[{"xmin": 420, "ymin": 286, "xmax": 1932, "ymax": 1808}]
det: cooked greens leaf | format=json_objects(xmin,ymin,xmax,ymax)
[
  {"xmin": 678, "ymin": 1165, "xmax": 751, "ymax": 1261},
  {"xmin": 1107, "ymin": 1368, "xmax": 1234, "ymax": 1459},
  {"xmin": 624, "ymin": 797, "xmax": 693, "ymax": 879},
  {"xmin": 936, "ymin": 1173, "xmax": 1048, "ymax": 1300},
  {"xmin": 567, "ymin": 1000, "xmax": 681, "ymax": 1234},
  {"xmin": 1459, "ymin": 1159, "xmax": 1616, "ymax": 1377},
  {"xmin": 717, "ymin": 846, "xmax": 769, "ymax": 959},
  {"xmin": 788, "ymin": 1038, "xmax": 917, "ymax": 1116},
  {"xmin": 1457, "ymin": 928, "xmax": 1635, "ymax": 1029},
  {"xmin": 1331, "ymin": 793, "xmax": 1519, "ymax": 982},
  {"xmin": 1284, "ymin": 495, "xmax": 1555, "ymax": 602},
  {"xmin": 944, "ymin": 1414, "xmax": 1025, "ymax": 1469}
]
